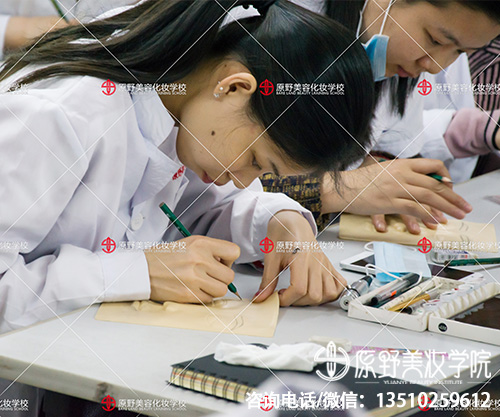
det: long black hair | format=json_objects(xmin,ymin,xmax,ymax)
[
  {"xmin": 0, "ymin": 0, "xmax": 376, "ymax": 176},
  {"xmin": 325, "ymin": 0, "xmax": 500, "ymax": 116}
]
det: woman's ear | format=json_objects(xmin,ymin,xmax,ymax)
[{"xmin": 213, "ymin": 72, "xmax": 257, "ymax": 99}]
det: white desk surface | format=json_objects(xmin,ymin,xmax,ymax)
[{"xmin": 1, "ymin": 171, "xmax": 500, "ymax": 417}]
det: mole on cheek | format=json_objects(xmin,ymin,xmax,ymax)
[{"xmin": 211, "ymin": 131, "xmax": 215, "ymax": 136}]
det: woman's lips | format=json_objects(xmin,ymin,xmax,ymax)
[
  {"xmin": 397, "ymin": 66, "xmax": 416, "ymax": 78},
  {"xmin": 202, "ymin": 171, "xmax": 212, "ymax": 184}
]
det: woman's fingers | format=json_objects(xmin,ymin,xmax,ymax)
[
  {"xmin": 395, "ymin": 184, "xmax": 469, "ymax": 221},
  {"xmin": 408, "ymin": 158, "xmax": 452, "ymax": 179},
  {"xmin": 254, "ymin": 253, "xmax": 281, "ymax": 302},
  {"xmin": 371, "ymin": 214, "xmax": 387, "ymax": 232},
  {"xmin": 400, "ymin": 214, "xmax": 421, "ymax": 234},
  {"xmin": 406, "ymin": 174, "xmax": 472, "ymax": 214},
  {"xmin": 285, "ymin": 254, "xmax": 347, "ymax": 306},
  {"xmin": 279, "ymin": 254, "xmax": 309, "ymax": 307}
]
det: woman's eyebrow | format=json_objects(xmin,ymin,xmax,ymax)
[{"xmin": 437, "ymin": 27, "xmax": 481, "ymax": 51}]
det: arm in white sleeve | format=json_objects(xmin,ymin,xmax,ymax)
[
  {"xmin": 174, "ymin": 173, "xmax": 316, "ymax": 264},
  {"xmin": 0, "ymin": 93, "xmax": 149, "ymax": 334},
  {"xmin": 0, "ymin": 14, "xmax": 11, "ymax": 59},
  {"xmin": 419, "ymin": 108, "xmax": 456, "ymax": 165}
]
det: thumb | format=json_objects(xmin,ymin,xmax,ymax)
[{"xmin": 254, "ymin": 256, "xmax": 281, "ymax": 303}]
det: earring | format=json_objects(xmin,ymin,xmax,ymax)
[{"xmin": 214, "ymin": 85, "xmax": 224, "ymax": 99}]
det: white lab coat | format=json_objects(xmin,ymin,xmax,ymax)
[
  {"xmin": 370, "ymin": 54, "xmax": 476, "ymax": 183},
  {"xmin": 0, "ymin": 0, "xmax": 138, "ymax": 58},
  {"xmin": 0, "ymin": 69, "xmax": 314, "ymax": 334},
  {"xmin": 0, "ymin": 70, "xmax": 315, "ymax": 416},
  {"xmin": 421, "ymin": 54, "xmax": 478, "ymax": 182}
]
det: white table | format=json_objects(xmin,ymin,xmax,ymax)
[{"xmin": 1, "ymin": 172, "xmax": 500, "ymax": 416}]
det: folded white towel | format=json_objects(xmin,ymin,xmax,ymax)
[{"xmin": 214, "ymin": 342, "xmax": 325, "ymax": 372}]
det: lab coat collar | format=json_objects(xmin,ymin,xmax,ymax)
[
  {"xmin": 131, "ymin": 90, "xmax": 175, "ymax": 147},
  {"xmin": 128, "ymin": 90, "xmax": 188, "ymax": 208}
]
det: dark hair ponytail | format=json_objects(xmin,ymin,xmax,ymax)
[{"xmin": 0, "ymin": 0, "xmax": 375, "ymax": 176}]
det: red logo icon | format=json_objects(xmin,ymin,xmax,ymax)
[
  {"xmin": 101, "ymin": 395, "xmax": 116, "ymax": 411},
  {"xmin": 259, "ymin": 237, "xmax": 274, "ymax": 253},
  {"xmin": 259, "ymin": 395, "xmax": 274, "ymax": 411},
  {"xmin": 418, "ymin": 393, "xmax": 431, "ymax": 411},
  {"xmin": 102, "ymin": 79, "xmax": 116, "ymax": 96},
  {"xmin": 417, "ymin": 79, "xmax": 432, "ymax": 96},
  {"xmin": 259, "ymin": 79, "xmax": 274, "ymax": 96},
  {"xmin": 101, "ymin": 237, "xmax": 116, "ymax": 253},
  {"xmin": 418, "ymin": 237, "xmax": 432, "ymax": 254},
  {"xmin": 172, "ymin": 165, "xmax": 185, "ymax": 180}
]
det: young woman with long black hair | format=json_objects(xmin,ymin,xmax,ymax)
[
  {"xmin": 0, "ymin": 0, "xmax": 377, "ymax": 335},
  {"xmin": 261, "ymin": 0, "xmax": 500, "ymax": 235}
]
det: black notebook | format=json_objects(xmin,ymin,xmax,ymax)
[{"xmin": 169, "ymin": 352, "xmax": 431, "ymax": 414}]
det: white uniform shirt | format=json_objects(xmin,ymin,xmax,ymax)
[
  {"xmin": 420, "ymin": 53, "xmax": 478, "ymax": 182},
  {"xmin": 0, "ymin": 71, "xmax": 314, "ymax": 334},
  {"xmin": 371, "ymin": 54, "xmax": 477, "ymax": 182}
]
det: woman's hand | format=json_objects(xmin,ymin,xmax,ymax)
[
  {"xmin": 145, "ymin": 235, "xmax": 240, "ymax": 304},
  {"xmin": 5, "ymin": 16, "xmax": 73, "ymax": 52},
  {"xmin": 370, "ymin": 212, "xmax": 444, "ymax": 235},
  {"xmin": 321, "ymin": 158, "xmax": 472, "ymax": 234},
  {"xmin": 254, "ymin": 210, "xmax": 347, "ymax": 306}
]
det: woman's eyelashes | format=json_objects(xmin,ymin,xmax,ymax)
[
  {"xmin": 252, "ymin": 155, "xmax": 262, "ymax": 171},
  {"xmin": 427, "ymin": 32, "xmax": 464, "ymax": 55},
  {"xmin": 427, "ymin": 31, "xmax": 442, "ymax": 46}
]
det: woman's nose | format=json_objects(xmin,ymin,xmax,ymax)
[{"xmin": 417, "ymin": 50, "xmax": 457, "ymax": 75}]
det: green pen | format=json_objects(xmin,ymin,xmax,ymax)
[
  {"xmin": 50, "ymin": 0, "xmax": 70, "ymax": 22},
  {"xmin": 427, "ymin": 173, "xmax": 453, "ymax": 184},
  {"xmin": 446, "ymin": 257, "xmax": 500, "ymax": 266},
  {"xmin": 159, "ymin": 202, "xmax": 242, "ymax": 300}
]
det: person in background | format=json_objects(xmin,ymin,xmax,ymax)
[
  {"xmin": 261, "ymin": 0, "xmax": 500, "ymax": 235},
  {"xmin": 461, "ymin": 35, "xmax": 500, "ymax": 176}
]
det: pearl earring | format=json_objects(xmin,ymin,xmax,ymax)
[{"xmin": 214, "ymin": 85, "xmax": 224, "ymax": 99}]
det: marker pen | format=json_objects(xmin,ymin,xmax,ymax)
[
  {"xmin": 339, "ymin": 276, "xmax": 373, "ymax": 311},
  {"xmin": 368, "ymin": 273, "xmax": 421, "ymax": 307}
]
